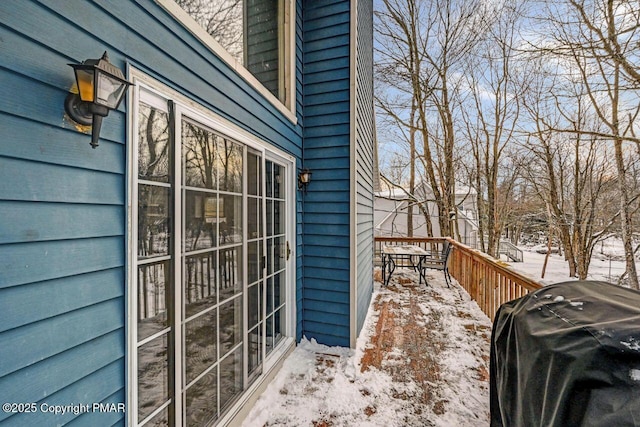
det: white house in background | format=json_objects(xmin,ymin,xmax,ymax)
[{"xmin": 374, "ymin": 183, "xmax": 479, "ymax": 248}]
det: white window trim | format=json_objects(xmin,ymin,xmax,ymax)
[
  {"xmin": 126, "ymin": 66, "xmax": 297, "ymax": 427},
  {"xmin": 155, "ymin": 0, "xmax": 297, "ymax": 125}
]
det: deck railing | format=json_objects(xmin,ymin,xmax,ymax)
[{"xmin": 375, "ymin": 237, "xmax": 543, "ymax": 320}]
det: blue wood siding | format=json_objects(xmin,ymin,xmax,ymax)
[
  {"xmin": 355, "ymin": 0, "xmax": 375, "ymax": 335},
  {"xmin": 0, "ymin": 0, "xmax": 375, "ymax": 420},
  {"xmin": 301, "ymin": 0, "xmax": 352, "ymax": 347},
  {"xmin": 0, "ymin": 0, "xmax": 302, "ymax": 425},
  {"xmin": 296, "ymin": 0, "xmax": 305, "ymax": 343}
]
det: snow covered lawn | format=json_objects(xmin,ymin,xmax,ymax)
[
  {"xmin": 507, "ymin": 247, "xmax": 630, "ymax": 286},
  {"xmin": 243, "ymin": 269, "xmax": 492, "ymax": 426}
]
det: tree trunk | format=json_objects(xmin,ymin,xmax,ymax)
[
  {"xmin": 614, "ymin": 137, "xmax": 639, "ymax": 289},
  {"xmin": 408, "ymin": 104, "xmax": 417, "ymax": 237}
]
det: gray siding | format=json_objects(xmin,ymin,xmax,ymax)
[{"xmin": 354, "ymin": 0, "xmax": 375, "ymax": 335}]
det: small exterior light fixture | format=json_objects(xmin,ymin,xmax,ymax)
[
  {"xmin": 298, "ymin": 169, "xmax": 312, "ymax": 191},
  {"xmin": 64, "ymin": 51, "xmax": 132, "ymax": 148}
]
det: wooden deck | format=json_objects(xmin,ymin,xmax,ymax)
[
  {"xmin": 375, "ymin": 237, "xmax": 544, "ymax": 321},
  {"xmin": 361, "ymin": 265, "xmax": 493, "ymax": 424}
]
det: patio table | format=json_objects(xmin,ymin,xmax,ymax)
[{"xmin": 381, "ymin": 244, "xmax": 430, "ymax": 286}]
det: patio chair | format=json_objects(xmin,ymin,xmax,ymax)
[{"xmin": 419, "ymin": 241, "xmax": 453, "ymax": 287}]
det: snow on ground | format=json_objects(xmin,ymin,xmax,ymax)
[
  {"xmin": 243, "ymin": 270, "xmax": 492, "ymax": 427},
  {"xmin": 505, "ymin": 243, "xmax": 631, "ymax": 286},
  {"xmin": 243, "ymin": 239, "xmax": 636, "ymax": 427}
]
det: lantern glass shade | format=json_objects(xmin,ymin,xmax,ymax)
[
  {"xmin": 70, "ymin": 52, "xmax": 131, "ymax": 110},
  {"xmin": 300, "ymin": 171, "xmax": 311, "ymax": 184},
  {"xmin": 96, "ymin": 72, "xmax": 128, "ymax": 109},
  {"xmin": 75, "ymin": 68, "xmax": 95, "ymax": 102}
]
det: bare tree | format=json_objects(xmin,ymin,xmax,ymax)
[
  {"xmin": 375, "ymin": 0, "xmax": 488, "ymax": 238},
  {"xmin": 521, "ymin": 53, "xmax": 620, "ymax": 280},
  {"xmin": 528, "ymin": 0, "xmax": 640, "ymax": 288},
  {"xmin": 374, "ymin": 0, "xmax": 640, "ymax": 286},
  {"xmin": 460, "ymin": 3, "xmax": 525, "ymax": 257}
]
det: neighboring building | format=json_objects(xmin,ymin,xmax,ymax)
[
  {"xmin": 374, "ymin": 183, "xmax": 479, "ymax": 248},
  {"xmin": 0, "ymin": 1, "xmax": 375, "ymax": 426}
]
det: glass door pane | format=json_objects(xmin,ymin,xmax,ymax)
[
  {"xmin": 181, "ymin": 119, "xmax": 245, "ymax": 426},
  {"xmin": 264, "ymin": 159, "xmax": 286, "ymax": 355},
  {"xmin": 136, "ymin": 102, "xmax": 174, "ymax": 426},
  {"xmin": 246, "ymin": 149, "xmax": 264, "ymax": 380}
]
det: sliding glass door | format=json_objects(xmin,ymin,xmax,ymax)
[
  {"xmin": 133, "ymin": 89, "xmax": 292, "ymax": 427},
  {"xmin": 246, "ymin": 156, "xmax": 289, "ymax": 382}
]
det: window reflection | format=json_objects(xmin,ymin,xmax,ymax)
[
  {"xmin": 265, "ymin": 309, "xmax": 284, "ymax": 356},
  {"xmin": 266, "ymin": 200, "xmax": 273, "ymax": 237},
  {"xmin": 264, "ymin": 274, "xmax": 284, "ymax": 359},
  {"xmin": 183, "ymin": 121, "xmax": 218, "ymax": 190},
  {"xmin": 219, "ymin": 246, "xmax": 242, "ymax": 301},
  {"xmin": 247, "ymin": 282, "xmax": 261, "ymax": 330},
  {"xmin": 247, "ymin": 241, "xmax": 262, "ymax": 284},
  {"xmin": 175, "ymin": 0, "xmax": 244, "ymax": 60},
  {"xmin": 136, "ymin": 95, "xmax": 297, "ymax": 427},
  {"xmin": 218, "ymin": 139, "xmax": 243, "ymax": 193},
  {"xmin": 138, "ymin": 103, "xmax": 170, "ymax": 183},
  {"xmin": 185, "ymin": 309, "xmax": 217, "ymax": 384},
  {"xmin": 184, "ymin": 191, "xmax": 218, "ymax": 251},
  {"xmin": 248, "ymin": 326, "xmax": 262, "ymax": 377},
  {"xmin": 266, "ymin": 276, "xmax": 273, "ymax": 314},
  {"xmin": 273, "ymin": 200, "xmax": 283, "ymax": 236},
  {"xmin": 266, "ymin": 161, "xmax": 272, "ymax": 198},
  {"xmin": 274, "ymin": 236, "xmax": 284, "ymax": 272},
  {"xmin": 265, "ymin": 237, "xmax": 285, "ymax": 275},
  {"xmin": 219, "ymin": 347, "xmax": 243, "ymax": 412},
  {"xmin": 273, "ymin": 163, "xmax": 282, "ymax": 198},
  {"xmin": 266, "ymin": 238, "xmax": 273, "ymax": 275},
  {"xmin": 265, "ymin": 314, "xmax": 273, "ymax": 355},
  {"xmin": 220, "ymin": 297, "xmax": 242, "ymax": 356},
  {"xmin": 220, "ymin": 194, "xmax": 242, "ymax": 244},
  {"xmin": 274, "ymin": 308, "xmax": 284, "ymax": 347},
  {"xmin": 247, "ymin": 197, "xmax": 261, "ymax": 239},
  {"xmin": 246, "ymin": 0, "xmax": 280, "ymax": 96},
  {"xmin": 138, "ymin": 335, "xmax": 170, "ymax": 422},
  {"xmin": 267, "ymin": 272, "xmax": 284, "ymax": 313},
  {"xmin": 139, "ymin": 185, "xmax": 171, "ymax": 258},
  {"xmin": 247, "ymin": 151, "xmax": 262, "ymax": 196},
  {"xmin": 184, "ymin": 252, "xmax": 217, "ymax": 318},
  {"xmin": 138, "ymin": 261, "xmax": 170, "ymax": 341},
  {"xmin": 185, "ymin": 367, "xmax": 218, "ymax": 427},
  {"xmin": 173, "ymin": 0, "xmax": 282, "ymax": 101},
  {"xmin": 143, "ymin": 406, "xmax": 169, "ymax": 427},
  {"xmin": 274, "ymin": 271, "xmax": 283, "ymax": 308}
]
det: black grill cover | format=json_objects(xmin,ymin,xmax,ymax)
[{"xmin": 490, "ymin": 281, "xmax": 640, "ymax": 427}]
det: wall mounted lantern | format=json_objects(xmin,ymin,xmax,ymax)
[
  {"xmin": 298, "ymin": 169, "xmax": 312, "ymax": 191},
  {"xmin": 64, "ymin": 51, "xmax": 132, "ymax": 148}
]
